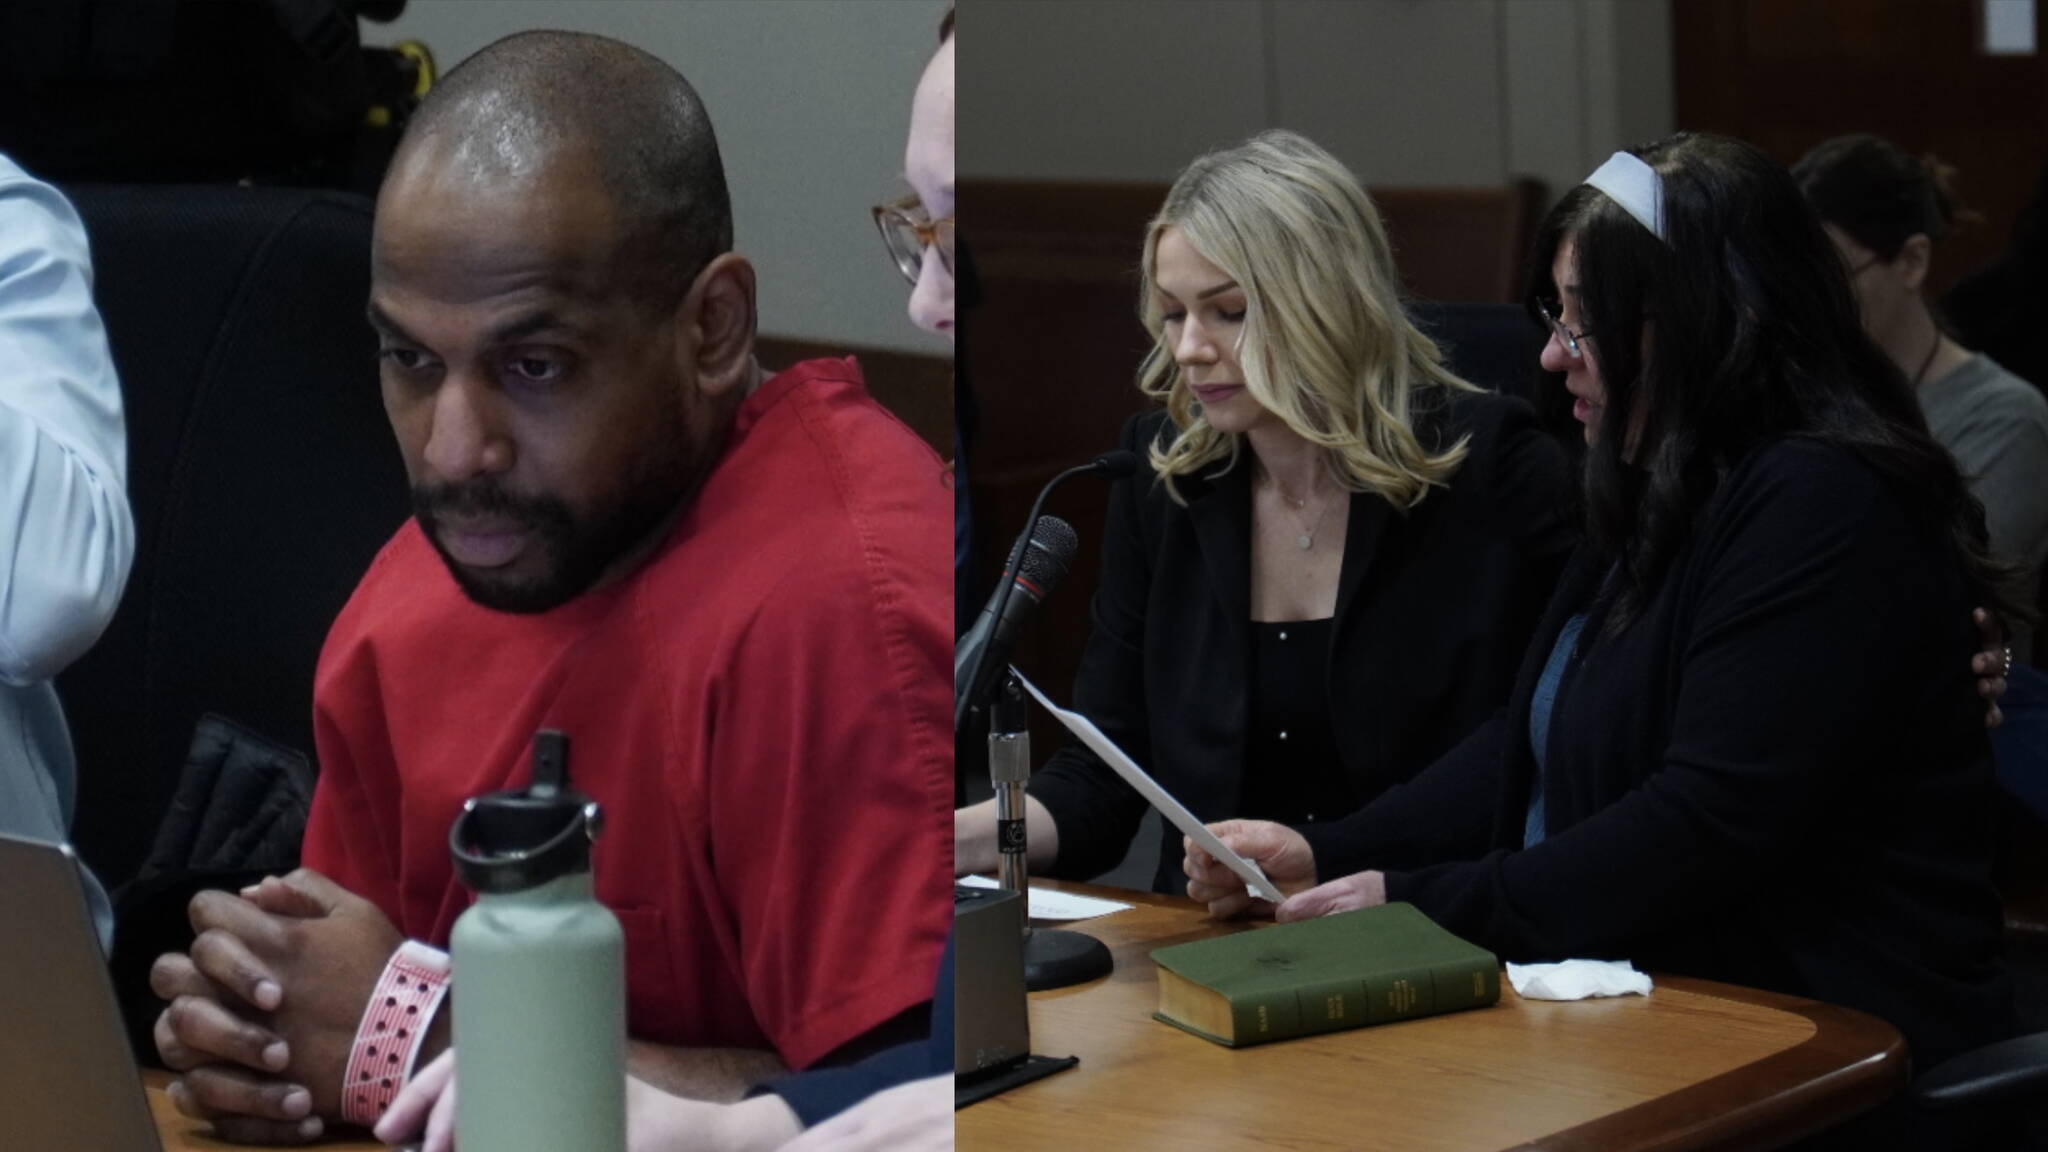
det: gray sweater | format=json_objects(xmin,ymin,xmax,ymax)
[{"xmin": 1920, "ymin": 353, "xmax": 2048, "ymax": 662}]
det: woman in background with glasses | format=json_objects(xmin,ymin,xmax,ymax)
[
  {"xmin": 954, "ymin": 129, "xmax": 1581, "ymax": 890},
  {"xmin": 1797, "ymin": 134, "xmax": 2048, "ymax": 834},
  {"xmin": 1795, "ymin": 134, "xmax": 2048, "ymax": 668},
  {"xmin": 1191, "ymin": 134, "xmax": 2022, "ymax": 1151}
]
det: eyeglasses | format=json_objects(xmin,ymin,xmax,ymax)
[
  {"xmin": 1537, "ymin": 300, "xmax": 1591, "ymax": 360},
  {"xmin": 873, "ymin": 195, "xmax": 954, "ymax": 285},
  {"xmin": 1842, "ymin": 253, "xmax": 1881, "ymax": 277}
]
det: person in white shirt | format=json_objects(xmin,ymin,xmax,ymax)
[{"xmin": 0, "ymin": 152, "xmax": 136, "ymax": 951}]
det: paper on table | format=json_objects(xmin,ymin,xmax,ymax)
[
  {"xmin": 959, "ymin": 875, "xmax": 1133, "ymax": 921},
  {"xmin": 1013, "ymin": 670, "xmax": 1285, "ymax": 904}
]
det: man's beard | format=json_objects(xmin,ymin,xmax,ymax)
[{"xmin": 414, "ymin": 435, "xmax": 692, "ymax": 614}]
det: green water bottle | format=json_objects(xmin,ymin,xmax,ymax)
[{"xmin": 448, "ymin": 730, "xmax": 625, "ymax": 1151}]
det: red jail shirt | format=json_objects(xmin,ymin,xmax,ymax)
[{"xmin": 301, "ymin": 358, "xmax": 953, "ymax": 1069}]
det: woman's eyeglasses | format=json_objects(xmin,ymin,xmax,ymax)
[
  {"xmin": 1537, "ymin": 300, "xmax": 1590, "ymax": 360},
  {"xmin": 873, "ymin": 195, "xmax": 955, "ymax": 285}
]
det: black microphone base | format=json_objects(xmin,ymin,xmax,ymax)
[{"xmin": 1023, "ymin": 927, "xmax": 1112, "ymax": 991}]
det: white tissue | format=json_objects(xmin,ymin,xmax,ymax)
[{"xmin": 1506, "ymin": 959, "xmax": 1653, "ymax": 1000}]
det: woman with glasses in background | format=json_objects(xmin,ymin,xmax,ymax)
[
  {"xmin": 1795, "ymin": 134, "xmax": 2048, "ymax": 668},
  {"xmin": 1191, "ymin": 133, "xmax": 2023, "ymax": 1151},
  {"xmin": 954, "ymin": 129, "xmax": 1581, "ymax": 890},
  {"xmin": 1797, "ymin": 134, "xmax": 2048, "ymax": 831}
]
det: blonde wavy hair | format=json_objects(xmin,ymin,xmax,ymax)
[{"xmin": 1138, "ymin": 129, "xmax": 1477, "ymax": 506}]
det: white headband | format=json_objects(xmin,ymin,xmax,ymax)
[{"xmin": 1583, "ymin": 151, "xmax": 1665, "ymax": 241}]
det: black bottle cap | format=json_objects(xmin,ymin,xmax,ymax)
[{"xmin": 450, "ymin": 730, "xmax": 605, "ymax": 894}]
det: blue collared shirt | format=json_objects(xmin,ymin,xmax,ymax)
[
  {"xmin": 1525, "ymin": 613, "xmax": 1588, "ymax": 850},
  {"xmin": 0, "ymin": 153, "xmax": 134, "ymax": 950}
]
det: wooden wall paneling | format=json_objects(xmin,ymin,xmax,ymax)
[
  {"xmin": 959, "ymin": 182, "xmax": 1163, "ymax": 768},
  {"xmin": 1673, "ymin": 0, "xmax": 2047, "ymax": 298}
]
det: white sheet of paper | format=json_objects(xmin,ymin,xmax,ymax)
[
  {"xmin": 1013, "ymin": 670, "xmax": 1285, "ymax": 903},
  {"xmin": 958, "ymin": 875, "xmax": 1133, "ymax": 921}
]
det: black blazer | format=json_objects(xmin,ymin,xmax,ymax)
[
  {"xmin": 1303, "ymin": 438, "xmax": 2013, "ymax": 1076},
  {"xmin": 1030, "ymin": 388, "xmax": 1577, "ymax": 891}
]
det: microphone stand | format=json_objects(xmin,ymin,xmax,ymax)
[{"xmin": 991, "ymin": 674, "xmax": 1111, "ymax": 991}]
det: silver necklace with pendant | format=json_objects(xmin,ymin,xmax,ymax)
[{"xmin": 1273, "ymin": 480, "xmax": 1336, "ymax": 550}]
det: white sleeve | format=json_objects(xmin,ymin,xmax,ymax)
[{"xmin": 0, "ymin": 155, "xmax": 134, "ymax": 686}]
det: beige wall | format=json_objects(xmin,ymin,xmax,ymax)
[
  {"xmin": 368, "ymin": 0, "xmax": 951, "ymax": 355},
  {"xmin": 960, "ymin": 0, "xmax": 1673, "ymax": 202}
]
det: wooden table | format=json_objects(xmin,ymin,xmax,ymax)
[
  {"xmin": 146, "ymin": 1070, "xmax": 381, "ymax": 1151},
  {"xmin": 958, "ymin": 884, "xmax": 1907, "ymax": 1151}
]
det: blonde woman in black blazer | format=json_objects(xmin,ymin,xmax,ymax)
[{"xmin": 954, "ymin": 130, "xmax": 1578, "ymax": 889}]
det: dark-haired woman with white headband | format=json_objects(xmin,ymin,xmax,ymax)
[{"xmin": 1192, "ymin": 135, "xmax": 2022, "ymax": 1151}]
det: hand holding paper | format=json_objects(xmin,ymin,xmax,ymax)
[
  {"xmin": 1186, "ymin": 820, "xmax": 1323, "ymax": 919},
  {"xmin": 1014, "ymin": 671, "xmax": 1284, "ymax": 904}
]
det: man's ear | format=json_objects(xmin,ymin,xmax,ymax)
[
  {"xmin": 674, "ymin": 252, "xmax": 757, "ymax": 398},
  {"xmin": 1896, "ymin": 233, "xmax": 1934, "ymax": 293}
]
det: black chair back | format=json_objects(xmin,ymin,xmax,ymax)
[{"xmin": 54, "ymin": 184, "xmax": 408, "ymax": 891}]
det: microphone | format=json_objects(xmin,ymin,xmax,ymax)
[
  {"xmin": 954, "ymin": 448, "xmax": 1140, "ymax": 733},
  {"xmin": 954, "ymin": 516, "xmax": 1077, "ymax": 733},
  {"xmin": 1091, "ymin": 449, "xmax": 1138, "ymax": 479}
]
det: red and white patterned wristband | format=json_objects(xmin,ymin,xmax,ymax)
[{"xmin": 340, "ymin": 940, "xmax": 452, "ymax": 1127}]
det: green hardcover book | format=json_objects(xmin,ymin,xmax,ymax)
[{"xmin": 1151, "ymin": 903, "xmax": 1500, "ymax": 1047}]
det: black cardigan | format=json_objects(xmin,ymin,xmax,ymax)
[
  {"xmin": 1030, "ymin": 389, "xmax": 1577, "ymax": 891},
  {"xmin": 1301, "ymin": 437, "xmax": 2013, "ymax": 1072}
]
